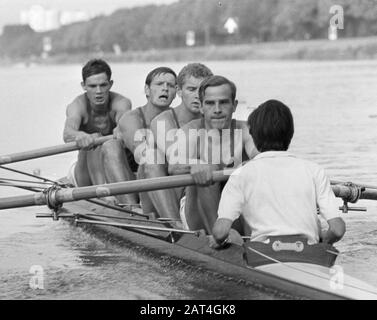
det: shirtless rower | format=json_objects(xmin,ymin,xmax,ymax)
[
  {"xmin": 212, "ymin": 99, "xmax": 346, "ymax": 247},
  {"xmin": 116, "ymin": 67, "xmax": 178, "ymax": 218},
  {"xmin": 169, "ymin": 75, "xmax": 258, "ymax": 233},
  {"xmin": 63, "ymin": 59, "xmax": 137, "ymax": 204},
  {"xmin": 144, "ymin": 63, "xmax": 213, "ymax": 221}
]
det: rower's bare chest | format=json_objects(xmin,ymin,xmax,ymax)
[
  {"xmin": 197, "ymin": 130, "xmax": 243, "ymax": 165},
  {"xmin": 79, "ymin": 107, "xmax": 116, "ymax": 136},
  {"xmin": 83, "ymin": 109, "xmax": 114, "ymax": 126}
]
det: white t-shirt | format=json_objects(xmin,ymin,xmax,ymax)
[{"xmin": 217, "ymin": 151, "xmax": 340, "ymax": 243}]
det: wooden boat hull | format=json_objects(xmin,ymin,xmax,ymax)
[{"xmin": 59, "ymin": 200, "xmax": 377, "ymax": 300}]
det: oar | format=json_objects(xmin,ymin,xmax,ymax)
[
  {"xmin": 75, "ymin": 219, "xmax": 198, "ymax": 235},
  {"xmin": 331, "ymin": 179, "xmax": 377, "ymax": 191},
  {"xmin": 1, "ymin": 169, "xmax": 377, "ymax": 211},
  {"xmin": 0, "ymin": 135, "xmax": 113, "ymax": 165},
  {"xmin": 0, "ymin": 169, "xmax": 234, "ymax": 210}
]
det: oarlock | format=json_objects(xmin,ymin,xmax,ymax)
[{"xmin": 339, "ymin": 182, "xmax": 366, "ymax": 213}]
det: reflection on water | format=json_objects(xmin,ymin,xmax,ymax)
[{"xmin": 1, "ymin": 60, "xmax": 377, "ymax": 299}]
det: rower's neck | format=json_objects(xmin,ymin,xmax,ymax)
[
  {"xmin": 203, "ymin": 119, "xmax": 233, "ymax": 132},
  {"xmin": 88, "ymin": 96, "xmax": 110, "ymax": 114}
]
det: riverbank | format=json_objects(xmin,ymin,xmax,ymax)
[{"xmin": 2, "ymin": 36, "xmax": 377, "ymax": 66}]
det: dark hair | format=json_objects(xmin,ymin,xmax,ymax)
[
  {"xmin": 145, "ymin": 67, "xmax": 177, "ymax": 86},
  {"xmin": 198, "ymin": 75, "xmax": 237, "ymax": 103},
  {"xmin": 82, "ymin": 59, "xmax": 112, "ymax": 82},
  {"xmin": 177, "ymin": 63, "xmax": 213, "ymax": 89},
  {"xmin": 247, "ymin": 99, "xmax": 294, "ymax": 152}
]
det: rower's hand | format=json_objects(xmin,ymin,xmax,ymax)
[
  {"xmin": 208, "ymin": 229, "xmax": 243, "ymax": 250},
  {"xmin": 75, "ymin": 132, "xmax": 100, "ymax": 150},
  {"xmin": 190, "ymin": 164, "xmax": 219, "ymax": 186},
  {"xmin": 113, "ymin": 126, "xmax": 122, "ymax": 141},
  {"xmin": 208, "ymin": 235, "xmax": 222, "ymax": 249}
]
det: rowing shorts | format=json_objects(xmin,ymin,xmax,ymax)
[
  {"xmin": 179, "ymin": 195, "xmax": 190, "ymax": 230},
  {"xmin": 66, "ymin": 161, "xmax": 78, "ymax": 187}
]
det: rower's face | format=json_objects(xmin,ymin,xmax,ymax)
[
  {"xmin": 82, "ymin": 72, "xmax": 113, "ymax": 106},
  {"xmin": 201, "ymin": 84, "xmax": 237, "ymax": 130},
  {"xmin": 178, "ymin": 76, "xmax": 204, "ymax": 114},
  {"xmin": 145, "ymin": 73, "xmax": 177, "ymax": 109}
]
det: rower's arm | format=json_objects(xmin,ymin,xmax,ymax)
[
  {"xmin": 119, "ymin": 111, "xmax": 152, "ymax": 164},
  {"xmin": 242, "ymin": 122, "xmax": 259, "ymax": 159},
  {"xmin": 323, "ymin": 217, "xmax": 346, "ymax": 244},
  {"xmin": 63, "ymin": 102, "xmax": 86, "ymax": 142},
  {"xmin": 112, "ymin": 94, "xmax": 132, "ymax": 123},
  {"xmin": 314, "ymin": 165, "xmax": 346, "ymax": 244},
  {"xmin": 118, "ymin": 112, "xmax": 139, "ymax": 153},
  {"xmin": 212, "ymin": 218, "xmax": 233, "ymax": 245},
  {"xmin": 150, "ymin": 113, "xmax": 176, "ymax": 160},
  {"xmin": 64, "ymin": 102, "xmax": 101, "ymax": 149},
  {"xmin": 168, "ymin": 127, "xmax": 198, "ymax": 175}
]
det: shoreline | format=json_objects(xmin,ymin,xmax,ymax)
[{"xmin": 2, "ymin": 36, "xmax": 377, "ymax": 66}]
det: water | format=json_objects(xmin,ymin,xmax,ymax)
[{"xmin": 1, "ymin": 60, "xmax": 377, "ymax": 299}]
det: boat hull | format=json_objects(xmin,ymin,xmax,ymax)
[
  {"xmin": 59, "ymin": 200, "xmax": 377, "ymax": 300},
  {"xmin": 257, "ymin": 263, "xmax": 377, "ymax": 300}
]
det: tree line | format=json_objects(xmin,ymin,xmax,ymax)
[{"xmin": 1, "ymin": 0, "xmax": 377, "ymax": 58}]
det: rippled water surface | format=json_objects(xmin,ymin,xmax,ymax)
[{"xmin": 1, "ymin": 60, "xmax": 377, "ymax": 299}]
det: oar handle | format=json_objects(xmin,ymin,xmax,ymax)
[{"xmin": 0, "ymin": 135, "xmax": 113, "ymax": 165}]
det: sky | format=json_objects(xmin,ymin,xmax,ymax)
[{"xmin": 0, "ymin": 0, "xmax": 178, "ymax": 32}]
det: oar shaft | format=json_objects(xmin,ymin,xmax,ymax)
[
  {"xmin": 75, "ymin": 218, "xmax": 197, "ymax": 234},
  {"xmin": 0, "ymin": 193, "xmax": 45, "ymax": 209},
  {"xmin": 1, "ymin": 169, "xmax": 377, "ymax": 211},
  {"xmin": 331, "ymin": 180, "xmax": 377, "ymax": 190},
  {"xmin": 55, "ymin": 169, "xmax": 233, "ymax": 205},
  {"xmin": 0, "ymin": 136, "xmax": 112, "ymax": 165},
  {"xmin": 0, "ymin": 170, "xmax": 233, "ymax": 210},
  {"xmin": 332, "ymin": 185, "xmax": 377, "ymax": 201}
]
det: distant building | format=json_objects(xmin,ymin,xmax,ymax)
[
  {"xmin": 20, "ymin": 5, "xmax": 60, "ymax": 32},
  {"xmin": 20, "ymin": 5, "xmax": 90, "ymax": 32}
]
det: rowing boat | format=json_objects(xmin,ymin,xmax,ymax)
[
  {"xmin": 50, "ymin": 183, "xmax": 377, "ymax": 300},
  {"xmin": 2, "ymin": 142, "xmax": 377, "ymax": 300}
]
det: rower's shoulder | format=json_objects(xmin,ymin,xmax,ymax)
[
  {"xmin": 234, "ymin": 119, "xmax": 248, "ymax": 130},
  {"xmin": 181, "ymin": 118, "xmax": 202, "ymax": 131},
  {"xmin": 233, "ymin": 120, "xmax": 251, "ymax": 144},
  {"xmin": 110, "ymin": 91, "xmax": 132, "ymax": 110},
  {"xmin": 119, "ymin": 107, "xmax": 143, "ymax": 128},
  {"xmin": 68, "ymin": 94, "xmax": 85, "ymax": 107},
  {"xmin": 66, "ymin": 94, "xmax": 86, "ymax": 114},
  {"xmin": 152, "ymin": 108, "xmax": 174, "ymax": 122},
  {"xmin": 110, "ymin": 91, "xmax": 131, "ymax": 104},
  {"xmin": 150, "ymin": 108, "xmax": 175, "ymax": 128}
]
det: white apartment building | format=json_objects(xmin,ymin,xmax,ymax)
[{"xmin": 20, "ymin": 5, "xmax": 91, "ymax": 32}]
